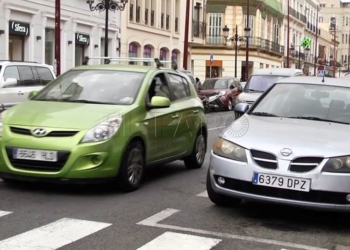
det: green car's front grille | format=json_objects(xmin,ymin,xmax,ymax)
[
  {"xmin": 5, "ymin": 147, "xmax": 70, "ymax": 172},
  {"xmin": 10, "ymin": 127, "xmax": 79, "ymax": 137}
]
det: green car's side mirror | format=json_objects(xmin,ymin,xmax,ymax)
[
  {"xmin": 148, "ymin": 96, "xmax": 171, "ymax": 109},
  {"xmin": 28, "ymin": 90, "xmax": 39, "ymax": 99}
]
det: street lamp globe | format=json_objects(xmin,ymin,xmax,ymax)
[
  {"xmin": 244, "ymin": 27, "xmax": 251, "ymax": 37},
  {"xmin": 222, "ymin": 25, "xmax": 229, "ymax": 38}
]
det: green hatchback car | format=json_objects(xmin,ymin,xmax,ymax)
[{"xmin": 0, "ymin": 62, "xmax": 208, "ymax": 192}]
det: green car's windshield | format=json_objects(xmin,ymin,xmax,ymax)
[{"xmin": 33, "ymin": 70, "xmax": 145, "ymax": 105}]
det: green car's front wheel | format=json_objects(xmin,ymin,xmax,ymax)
[{"xmin": 117, "ymin": 140, "xmax": 145, "ymax": 192}]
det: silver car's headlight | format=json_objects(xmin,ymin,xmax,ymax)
[
  {"xmin": 322, "ymin": 156, "xmax": 350, "ymax": 173},
  {"xmin": 81, "ymin": 116, "xmax": 122, "ymax": 143},
  {"xmin": 0, "ymin": 110, "xmax": 7, "ymax": 137},
  {"xmin": 213, "ymin": 137, "xmax": 247, "ymax": 162}
]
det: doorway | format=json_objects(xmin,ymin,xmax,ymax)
[
  {"xmin": 75, "ymin": 45, "xmax": 85, "ymax": 66},
  {"xmin": 9, "ymin": 35, "xmax": 24, "ymax": 61}
]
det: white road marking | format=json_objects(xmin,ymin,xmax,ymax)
[
  {"xmin": 0, "ymin": 211, "xmax": 12, "ymax": 218},
  {"xmin": 137, "ymin": 231, "xmax": 222, "ymax": 250},
  {"xmin": 208, "ymin": 126, "xmax": 225, "ymax": 131},
  {"xmin": 137, "ymin": 209, "xmax": 327, "ymax": 250},
  {"xmin": 0, "ymin": 218, "xmax": 111, "ymax": 249},
  {"xmin": 196, "ymin": 191, "xmax": 208, "ymax": 197}
]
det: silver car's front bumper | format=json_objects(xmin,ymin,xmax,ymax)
[{"xmin": 209, "ymin": 151, "xmax": 350, "ymax": 211}]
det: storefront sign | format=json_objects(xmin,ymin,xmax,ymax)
[
  {"xmin": 75, "ymin": 33, "xmax": 90, "ymax": 46},
  {"xmin": 9, "ymin": 20, "xmax": 30, "ymax": 36}
]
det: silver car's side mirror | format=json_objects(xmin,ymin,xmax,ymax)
[{"xmin": 234, "ymin": 103, "xmax": 249, "ymax": 114}]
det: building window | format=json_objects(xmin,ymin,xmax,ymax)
[
  {"xmin": 143, "ymin": 45, "xmax": 152, "ymax": 66},
  {"xmin": 129, "ymin": 4, "xmax": 134, "ymax": 21},
  {"xmin": 274, "ymin": 24, "xmax": 279, "ymax": 44},
  {"xmin": 45, "ymin": 29, "xmax": 55, "ymax": 66},
  {"xmin": 160, "ymin": 48, "xmax": 167, "ymax": 60},
  {"xmin": 319, "ymin": 16, "xmax": 323, "ymax": 23},
  {"xmin": 261, "ymin": 19, "xmax": 265, "ymax": 39},
  {"xmin": 208, "ymin": 13, "xmax": 223, "ymax": 45},
  {"xmin": 128, "ymin": 42, "xmax": 138, "ymax": 64},
  {"xmin": 171, "ymin": 50, "xmax": 179, "ymax": 64}
]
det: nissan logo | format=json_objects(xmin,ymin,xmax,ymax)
[
  {"xmin": 32, "ymin": 128, "xmax": 47, "ymax": 137},
  {"xmin": 280, "ymin": 148, "xmax": 292, "ymax": 156}
]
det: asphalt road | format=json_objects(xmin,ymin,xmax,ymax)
[{"xmin": 0, "ymin": 111, "xmax": 350, "ymax": 250}]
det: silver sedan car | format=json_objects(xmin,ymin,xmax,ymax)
[{"xmin": 207, "ymin": 76, "xmax": 350, "ymax": 211}]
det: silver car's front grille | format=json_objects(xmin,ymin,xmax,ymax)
[
  {"xmin": 250, "ymin": 150, "xmax": 277, "ymax": 169},
  {"xmin": 289, "ymin": 157, "xmax": 324, "ymax": 173}
]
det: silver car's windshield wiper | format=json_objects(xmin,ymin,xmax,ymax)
[
  {"xmin": 250, "ymin": 112, "xmax": 279, "ymax": 117},
  {"xmin": 288, "ymin": 116, "xmax": 350, "ymax": 124},
  {"xmin": 246, "ymin": 88, "xmax": 263, "ymax": 92}
]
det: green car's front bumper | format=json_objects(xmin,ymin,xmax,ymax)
[{"xmin": 0, "ymin": 126, "xmax": 127, "ymax": 183}]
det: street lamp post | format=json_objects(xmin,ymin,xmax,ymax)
[
  {"xmin": 244, "ymin": 26, "xmax": 251, "ymax": 81},
  {"xmin": 87, "ymin": 0, "xmax": 128, "ymax": 64},
  {"xmin": 223, "ymin": 25, "xmax": 242, "ymax": 78}
]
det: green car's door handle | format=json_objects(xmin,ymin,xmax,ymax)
[
  {"xmin": 171, "ymin": 115, "xmax": 179, "ymax": 119},
  {"xmin": 193, "ymin": 110, "xmax": 199, "ymax": 113}
]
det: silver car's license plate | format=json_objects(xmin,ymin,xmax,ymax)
[{"xmin": 253, "ymin": 172, "xmax": 311, "ymax": 192}]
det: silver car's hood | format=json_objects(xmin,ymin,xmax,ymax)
[
  {"xmin": 222, "ymin": 115, "xmax": 350, "ymax": 158},
  {"xmin": 238, "ymin": 92, "xmax": 262, "ymax": 102}
]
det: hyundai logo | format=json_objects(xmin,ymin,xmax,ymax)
[
  {"xmin": 280, "ymin": 148, "xmax": 292, "ymax": 156},
  {"xmin": 32, "ymin": 128, "xmax": 47, "ymax": 137}
]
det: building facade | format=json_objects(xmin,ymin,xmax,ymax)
[
  {"xmin": 282, "ymin": 0, "xmax": 321, "ymax": 75},
  {"xmin": 120, "ymin": 0, "xmax": 186, "ymax": 68},
  {"xmin": 0, "ymin": 0, "xmax": 121, "ymax": 73},
  {"xmin": 319, "ymin": 0, "xmax": 350, "ymax": 75},
  {"xmin": 190, "ymin": 1, "xmax": 285, "ymax": 81}
]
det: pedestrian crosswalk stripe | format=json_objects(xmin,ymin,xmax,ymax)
[
  {"xmin": 0, "ymin": 211, "xmax": 12, "ymax": 218},
  {"xmin": 196, "ymin": 191, "xmax": 208, "ymax": 197},
  {"xmin": 136, "ymin": 231, "xmax": 222, "ymax": 250},
  {"xmin": 0, "ymin": 218, "xmax": 112, "ymax": 249}
]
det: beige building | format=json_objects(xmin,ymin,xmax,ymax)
[
  {"xmin": 190, "ymin": 3, "xmax": 285, "ymax": 81},
  {"xmin": 120, "ymin": 0, "xmax": 196, "ymax": 68},
  {"xmin": 319, "ymin": 0, "xmax": 350, "ymax": 75}
]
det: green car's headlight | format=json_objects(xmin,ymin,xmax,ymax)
[
  {"xmin": 322, "ymin": 156, "xmax": 350, "ymax": 173},
  {"xmin": 213, "ymin": 137, "xmax": 247, "ymax": 162},
  {"xmin": 81, "ymin": 116, "xmax": 122, "ymax": 143},
  {"xmin": 0, "ymin": 110, "xmax": 7, "ymax": 137}
]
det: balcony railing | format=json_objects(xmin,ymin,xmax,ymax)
[
  {"xmin": 289, "ymin": 7, "xmax": 306, "ymax": 24},
  {"xmin": 192, "ymin": 21, "xmax": 206, "ymax": 39},
  {"xmin": 204, "ymin": 36, "xmax": 284, "ymax": 56},
  {"xmin": 306, "ymin": 22, "xmax": 321, "ymax": 35}
]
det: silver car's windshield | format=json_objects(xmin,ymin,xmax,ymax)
[
  {"xmin": 33, "ymin": 70, "xmax": 145, "ymax": 105},
  {"xmin": 244, "ymin": 75, "xmax": 287, "ymax": 92},
  {"xmin": 250, "ymin": 83, "xmax": 350, "ymax": 124}
]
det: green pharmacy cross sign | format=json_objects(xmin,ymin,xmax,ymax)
[{"xmin": 301, "ymin": 38, "xmax": 311, "ymax": 49}]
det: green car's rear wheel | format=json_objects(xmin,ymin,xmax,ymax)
[
  {"xmin": 117, "ymin": 140, "xmax": 145, "ymax": 192},
  {"xmin": 184, "ymin": 130, "xmax": 207, "ymax": 169}
]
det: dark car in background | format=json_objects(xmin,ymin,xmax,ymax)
[{"xmin": 198, "ymin": 77, "xmax": 242, "ymax": 111}]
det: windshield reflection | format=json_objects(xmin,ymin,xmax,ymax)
[
  {"xmin": 33, "ymin": 70, "xmax": 145, "ymax": 105},
  {"xmin": 201, "ymin": 79, "xmax": 228, "ymax": 89},
  {"xmin": 250, "ymin": 83, "xmax": 350, "ymax": 124},
  {"xmin": 244, "ymin": 75, "xmax": 287, "ymax": 92}
]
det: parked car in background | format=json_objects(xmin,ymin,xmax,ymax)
[
  {"xmin": 0, "ymin": 60, "xmax": 56, "ymax": 110},
  {"xmin": 208, "ymin": 76, "xmax": 350, "ymax": 211},
  {"xmin": 198, "ymin": 77, "xmax": 242, "ymax": 111},
  {"xmin": 0, "ymin": 60, "xmax": 208, "ymax": 192},
  {"xmin": 236, "ymin": 69, "xmax": 304, "ymax": 107}
]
